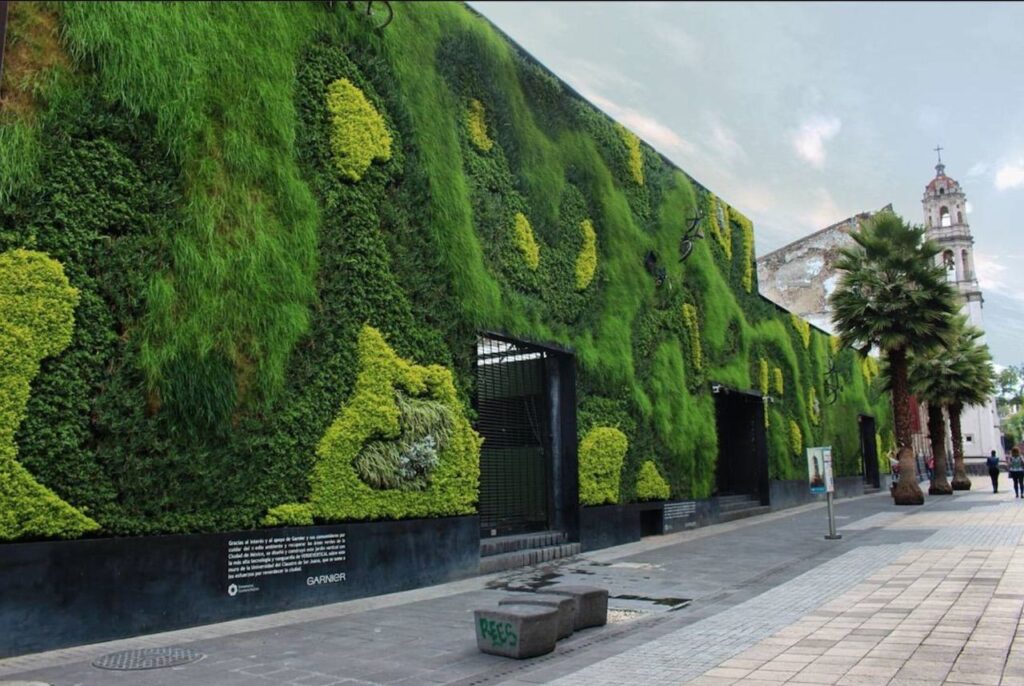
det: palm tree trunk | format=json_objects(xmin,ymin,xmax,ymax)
[
  {"xmin": 949, "ymin": 401, "xmax": 971, "ymax": 490},
  {"xmin": 927, "ymin": 402, "xmax": 951, "ymax": 494},
  {"xmin": 889, "ymin": 348, "xmax": 924, "ymax": 505}
]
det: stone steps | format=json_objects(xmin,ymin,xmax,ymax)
[
  {"xmin": 719, "ymin": 505, "xmax": 772, "ymax": 523},
  {"xmin": 480, "ymin": 531, "xmax": 569, "ymax": 558},
  {"xmin": 719, "ymin": 498, "xmax": 762, "ymax": 513},
  {"xmin": 479, "ymin": 530, "xmax": 589, "ymax": 573}
]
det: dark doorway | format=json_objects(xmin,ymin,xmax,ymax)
[
  {"xmin": 475, "ymin": 334, "xmax": 577, "ymax": 538},
  {"xmin": 859, "ymin": 414, "xmax": 880, "ymax": 488},
  {"xmin": 713, "ymin": 385, "xmax": 769, "ymax": 503}
]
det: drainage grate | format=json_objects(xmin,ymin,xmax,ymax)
[{"xmin": 92, "ymin": 647, "xmax": 205, "ymax": 671}]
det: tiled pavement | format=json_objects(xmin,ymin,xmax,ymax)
[{"xmin": 3, "ymin": 489, "xmax": 1024, "ymax": 685}]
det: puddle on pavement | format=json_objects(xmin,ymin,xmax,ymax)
[{"xmin": 612, "ymin": 594, "xmax": 691, "ymax": 609}]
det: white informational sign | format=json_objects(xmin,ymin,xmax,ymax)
[{"xmin": 807, "ymin": 446, "xmax": 834, "ymax": 494}]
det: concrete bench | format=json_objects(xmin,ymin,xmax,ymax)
[
  {"xmin": 474, "ymin": 604, "xmax": 559, "ymax": 659},
  {"xmin": 537, "ymin": 585, "xmax": 608, "ymax": 629},
  {"xmin": 499, "ymin": 594, "xmax": 575, "ymax": 639}
]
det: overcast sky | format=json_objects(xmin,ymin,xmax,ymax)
[{"xmin": 471, "ymin": 1, "xmax": 1024, "ymax": 366}]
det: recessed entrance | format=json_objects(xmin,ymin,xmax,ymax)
[
  {"xmin": 475, "ymin": 334, "xmax": 577, "ymax": 539},
  {"xmin": 859, "ymin": 414, "xmax": 880, "ymax": 488},
  {"xmin": 713, "ymin": 385, "xmax": 768, "ymax": 503}
]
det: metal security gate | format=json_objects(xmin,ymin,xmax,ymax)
[
  {"xmin": 860, "ymin": 414, "xmax": 880, "ymax": 489},
  {"xmin": 475, "ymin": 335, "xmax": 551, "ymax": 537},
  {"xmin": 713, "ymin": 386, "xmax": 769, "ymax": 502}
]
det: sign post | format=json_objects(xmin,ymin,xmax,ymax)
[{"xmin": 808, "ymin": 446, "xmax": 841, "ymax": 540}]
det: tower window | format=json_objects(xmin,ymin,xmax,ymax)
[
  {"xmin": 939, "ymin": 206, "xmax": 951, "ymax": 227},
  {"xmin": 943, "ymin": 250, "xmax": 956, "ymax": 282},
  {"xmin": 957, "ymin": 211, "xmax": 963, "ymax": 224}
]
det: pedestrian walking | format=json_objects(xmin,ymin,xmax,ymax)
[
  {"xmin": 1009, "ymin": 448, "xmax": 1024, "ymax": 498},
  {"xmin": 987, "ymin": 449, "xmax": 1001, "ymax": 493}
]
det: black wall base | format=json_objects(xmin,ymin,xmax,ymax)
[
  {"xmin": 768, "ymin": 477, "xmax": 866, "ymax": 511},
  {"xmin": 0, "ymin": 515, "xmax": 479, "ymax": 658}
]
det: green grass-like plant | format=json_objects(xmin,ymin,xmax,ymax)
[{"xmin": 0, "ymin": 1, "xmax": 895, "ymax": 536}]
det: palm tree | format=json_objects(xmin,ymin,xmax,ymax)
[
  {"xmin": 904, "ymin": 315, "xmax": 979, "ymax": 495},
  {"xmin": 945, "ymin": 322, "xmax": 996, "ymax": 490},
  {"xmin": 830, "ymin": 211, "xmax": 957, "ymax": 505}
]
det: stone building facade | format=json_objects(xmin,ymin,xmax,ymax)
[{"xmin": 757, "ymin": 205, "xmax": 891, "ymax": 335}]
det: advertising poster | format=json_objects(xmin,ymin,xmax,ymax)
[{"xmin": 807, "ymin": 446, "xmax": 834, "ymax": 494}]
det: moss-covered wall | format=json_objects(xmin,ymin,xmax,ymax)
[{"xmin": 0, "ymin": 2, "xmax": 891, "ymax": 541}]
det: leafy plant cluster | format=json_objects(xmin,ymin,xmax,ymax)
[
  {"xmin": 0, "ymin": 2, "xmax": 892, "ymax": 540},
  {"xmin": 0, "ymin": 250, "xmax": 98, "ymax": 540}
]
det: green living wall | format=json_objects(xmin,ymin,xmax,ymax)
[{"xmin": 0, "ymin": 1, "xmax": 890, "ymax": 541}]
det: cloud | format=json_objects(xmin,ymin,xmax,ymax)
[
  {"xmin": 558, "ymin": 58, "xmax": 644, "ymax": 101},
  {"xmin": 791, "ymin": 116, "xmax": 841, "ymax": 168},
  {"xmin": 966, "ymin": 162, "xmax": 988, "ymax": 178},
  {"xmin": 706, "ymin": 116, "xmax": 746, "ymax": 164},
  {"xmin": 801, "ymin": 187, "xmax": 845, "ymax": 232},
  {"xmin": 995, "ymin": 160, "xmax": 1024, "ymax": 190},
  {"xmin": 586, "ymin": 92, "xmax": 695, "ymax": 157},
  {"xmin": 649, "ymin": 24, "xmax": 702, "ymax": 68},
  {"xmin": 975, "ymin": 251, "xmax": 1024, "ymax": 302}
]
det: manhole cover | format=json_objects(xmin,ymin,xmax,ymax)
[{"xmin": 92, "ymin": 647, "xmax": 205, "ymax": 671}]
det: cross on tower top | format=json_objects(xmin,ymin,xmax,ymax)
[
  {"xmin": 934, "ymin": 144, "xmax": 943, "ymax": 164},
  {"xmin": 934, "ymin": 145, "xmax": 945, "ymax": 176}
]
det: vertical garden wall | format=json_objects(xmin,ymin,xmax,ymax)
[{"xmin": 0, "ymin": 1, "xmax": 891, "ymax": 543}]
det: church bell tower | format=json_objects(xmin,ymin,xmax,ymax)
[
  {"xmin": 922, "ymin": 148, "xmax": 984, "ymax": 328},
  {"xmin": 921, "ymin": 147, "xmax": 1000, "ymax": 457}
]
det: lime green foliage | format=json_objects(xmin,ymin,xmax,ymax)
[
  {"xmin": 635, "ymin": 461, "xmax": 670, "ymax": 501},
  {"xmin": 575, "ymin": 218, "xmax": 598, "ymax": 290},
  {"xmin": 467, "ymin": 98, "xmax": 494, "ymax": 152},
  {"xmin": 731, "ymin": 207, "xmax": 755, "ymax": 292},
  {"xmin": 681, "ymin": 304, "xmax": 703, "ymax": 370},
  {"xmin": 512, "ymin": 212, "xmax": 540, "ymax": 270},
  {"xmin": 262, "ymin": 503, "xmax": 314, "ymax": 527},
  {"xmin": 266, "ymin": 326, "xmax": 481, "ymax": 524},
  {"xmin": 772, "ymin": 367, "xmax": 784, "ymax": 396},
  {"xmin": 861, "ymin": 355, "xmax": 879, "ymax": 386},
  {"xmin": 830, "ymin": 335, "xmax": 842, "ymax": 354},
  {"xmin": 789, "ymin": 419, "xmax": 803, "ymax": 457},
  {"xmin": 758, "ymin": 359, "xmax": 770, "ymax": 395},
  {"xmin": 791, "ymin": 314, "xmax": 811, "ymax": 348},
  {"xmin": 0, "ymin": 250, "xmax": 98, "ymax": 540},
  {"xmin": 579, "ymin": 427, "xmax": 627, "ymax": 505},
  {"xmin": 703, "ymin": 194, "xmax": 732, "ymax": 259},
  {"xmin": 326, "ymin": 78, "xmax": 392, "ymax": 181},
  {"xmin": 808, "ymin": 386, "xmax": 820, "ymax": 425},
  {"xmin": 617, "ymin": 124, "xmax": 644, "ymax": 185}
]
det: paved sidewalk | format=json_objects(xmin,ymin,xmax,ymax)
[{"xmin": 2, "ymin": 488, "xmax": 1022, "ymax": 685}]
